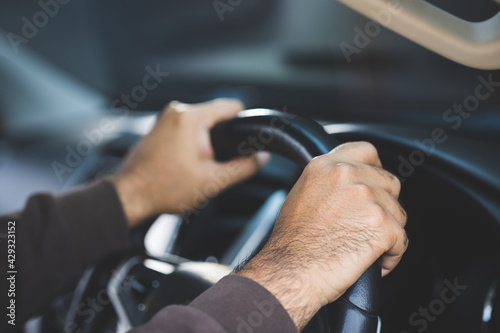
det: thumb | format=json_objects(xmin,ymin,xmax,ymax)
[{"xmin": 218, "ymin": 152, "xmax": 271, "ymax": 188}]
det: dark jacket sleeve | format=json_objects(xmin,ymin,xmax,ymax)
[
  {"xmin": 1, "ymin": 180, "xmax": 297, "ymax": 333},
  {"xmin": 131, "ymin": 274, "xmax": 297, "ymax": 333},
  {"xmin": 0, "ymin": 179, "xmax": 131, "ymax": 328}
]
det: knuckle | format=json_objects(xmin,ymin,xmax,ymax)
[
  {"xmin": 359, "ymin": 141, "xmax": 378, "ymax": 156},
  {"xmin": 399, "ymin": 205, "xmax": 408, "ymax": 225},
  {"xmin": 392, "ymin": 226, "xmax": 409, "ymax": 253},
  {"xmin": 393, "ymin": 181, "xmax": 402, "ymax": 198},
  {"xmin": 171, "ymin": 108, "xmax": 192, "ymax": 125},
  {"xmin": 394, "ymin": 172, "xmax": 402, "ymax": 188},
  {"xmin": 351, "ymin": 183, "xmax": 373, "ymax": 198},
  {"xmin": 333, "ymin": 162, "xmax": 357, "ymax": 181},
  {"xmin": 395, "ymin": 179, "xmax": 402, "ymax": 196},
  {"xmin": 387, "ymin": 171, "xmax": 401, "ymax": 192},
  {"xmin": 331, "ymin": 142, "xmax": 351, "ymax": 152},
  {"xmin": 166, "ymin": 101, "xmax": 178, "ymax": 110},
  {"xmin": 367, "ymin": 203, "xmax": 388, "ymax": 228},
  {"xmin": 164, "ymin": 101, "xmax": 183, "ymax": 114},
  {"xmin": 307, "ymin": 156, "xmax": 328, "ymax": 173},
  {"xmin": 403, "ymin": 231, "xmax": 410, "ymax": 250}
]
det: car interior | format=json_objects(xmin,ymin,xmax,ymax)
[{"xmin": 1, "ymin": 0, "xmax": 500, "ymax": 332}]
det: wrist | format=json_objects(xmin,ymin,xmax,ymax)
[
  {"xmin": 237, "ymin": 253, "xmax": 325, "ymax": 331},
  {"xmin": 112, "ymin": 172, "xmax": 154, "ymax": 227}
]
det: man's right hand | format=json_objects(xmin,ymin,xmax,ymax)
[{"xmin": 238, "ymin": 141, "xmax": 408, "ymax": 331}]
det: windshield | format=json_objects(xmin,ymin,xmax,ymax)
[{"xmin": 0, "ymin": 0, "xmax": 499, "ymax": 140}]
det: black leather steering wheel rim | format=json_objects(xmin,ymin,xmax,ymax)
[{"xmin": 211, "ymin": 109, "xmax": 381, "ymax": 333}]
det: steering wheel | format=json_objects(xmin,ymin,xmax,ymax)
[
  {"xmin": 211, "ymin": 109, "xmax": 381, "ymax": 333},
  {"xmin": 61, "ymin": 110, "xmax": 381, "ymax": 333}
]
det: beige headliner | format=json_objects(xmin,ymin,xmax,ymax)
[{"xmin": 338, "ymin": 0, "xmax": 500, "ymax": 69}]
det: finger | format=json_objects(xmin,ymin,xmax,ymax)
[
  {"xmin": 163, "ymin": 99, "xmax": 245, "ymax": 124},
  {"xmin": 166, "ymin": 99, "xmax": 230, "ymax": 112},
  {"xmin": 214, "ymin": 152, "xmax": 271, "ymax": 188},
  {"xmin": 196, "ymin": 99, "xmax": 246, "ymax": 128},
  {"xmin": 375, "ymin": 190, "xmax": 407, "ymax": 228},
  {"xmin": 329, "ymin": 141, "xmax": 382, "ymax": 167},
  {"xmin": 163, "ymin": 99, "xmax": 194, "ymax": 114},
  {"xmin": 379, "ymin": 191, "xmax": 408, "ymax": 228},
  {"xmin": 380, "ymin": 223, "xmax": 409, "ymax": 276},
  {"xmin": 362, "ymin": 166, "xmax": 402, "ymax": 199},
  {"xmin": 348, "ymin": 163, "xmax": 400, "ymax": 199}
]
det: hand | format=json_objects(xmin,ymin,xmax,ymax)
[
  {"xmin": 113, "ymin": 99, "xmax": 270, "ymax": 227},
  {"xmin": 238, "ymin": 142, "xmax": 408, "ymax": 331}
]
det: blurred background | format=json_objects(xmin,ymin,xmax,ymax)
[
  {"xmin": 2, "ymin": 2, "xmax": 500, "ymax": 332},
  {"xmin": 0, "ymin": 0, "xmax": 499, "ymax": 211}
]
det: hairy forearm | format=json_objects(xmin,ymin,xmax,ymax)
[{"xmin": 237, "ymin": 248, "xmax": 324, "ymax": 331}]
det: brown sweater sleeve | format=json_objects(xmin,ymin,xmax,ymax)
[
  {"xmin": 0, "ymin": 179, "xmax": 131, "ymax": 329},
  {"xmin": 131, "ymin": 275, "xmax": 297, "ymax": 333},
  {"xmin": 0, "ymin": 180, "xmax": 297, "ymax": 333}
]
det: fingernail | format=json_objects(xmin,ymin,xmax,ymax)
[{"xmin": 256, "ymin": 151, "xmax": 271, "ymax": 167}]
